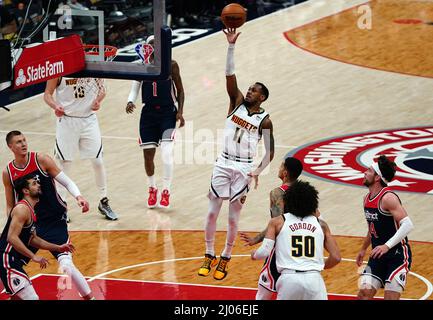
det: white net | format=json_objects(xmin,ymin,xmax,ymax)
[
  {"xmin": 73, "ymin": 45, "xmax": 117, "ymax": 97},
  {"xmin": 75, "ymin": 77, "xmax": 106, "ymax": 96}
]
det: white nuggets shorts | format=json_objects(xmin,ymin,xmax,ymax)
[
  {"xmin": 55, "ymin": 114, "xmax": 103, "ymax": 161},
  {"xmin": 258, "ymin": 247, "xmax": 280, "ymax": 293},
  {"xmin": 209, "ymin": 156, "xmax": 252, "ymax": 202},
  {"xmin": 276, "ymin": 271, "xmax": 327, "ymax": 300}
]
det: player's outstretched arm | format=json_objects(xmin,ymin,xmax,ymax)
[
  {"xmin": 251, "ymin": 216, "xmax": 283, "ymax": 260},
  {"xmin": 37, "ymin": 153, "xmax": 89, "ymax": 213},
  {"xmin": 30, "ymin": 234, "xmax": 75, "ymax": 254},
  {"xmin": 223, "ymin": 28, "xmax": 243, "ymax": 115},
  {"xmin": 240, "ymin": 228, "xmax": 267, "ymax": 246}
]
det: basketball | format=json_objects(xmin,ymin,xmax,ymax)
[{"xmin": 221, "ymin": 3, "xmax": 247, "ymax": 29}]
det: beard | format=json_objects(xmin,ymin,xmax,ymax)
[
  {"xmin": 29, "ymin": 189, "xmax": 42, "ymax": 199},
  {"xmin": 363, "ymin": 179, "xmax": 372, "ymax": 187}
]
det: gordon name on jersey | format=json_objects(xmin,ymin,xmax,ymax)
[{"xmin": 275, "ymin": 213, "xmax": 324, "ymax": 272}]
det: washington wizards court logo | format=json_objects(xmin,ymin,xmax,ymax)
[{"xmin": 286, "ymin": 127, "xmax": 433, "ymax": 194}]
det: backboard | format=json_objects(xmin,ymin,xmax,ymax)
[
  {"xmin": 43, "ymin": 0, "xmax": 170, "ymax": 80},
  {"xmin": 1, "ymin": 1, "xmax": 171, "ymax": 106},
  {"xmin": 0, "ymin": 40, "xmax": 12, "ymax": 92}
]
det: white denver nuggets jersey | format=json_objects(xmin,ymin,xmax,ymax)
[
  {"xmin": 223, "ymin": 104, "xmax": 269, "ymax": 160},
  {"xmin": 275, "ymin": 213, "xmax": 324, "ymax": 272},
  {"xmin": 56, "ymin": 77, "xmax": 98, "ymax": 117}
]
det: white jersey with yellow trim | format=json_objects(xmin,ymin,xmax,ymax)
[
  {"xmin": 56, "ymin": 77, "xmax": 98, "ymax": 117},
  {"xmin": 275, "ymin": 213, "xmax": 325, "ymax": 272},
  {"xmin": 223, "ymin": 103, "xmax": 269, "ymax": 160}
]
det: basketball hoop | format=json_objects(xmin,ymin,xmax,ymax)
[
  {"xmin": 75, "ymin": 44, "xmax": 118, "ymax": 96},
  {"xmin": 82, "ymin": 44, "xmax": 118, "ymax": 62}
]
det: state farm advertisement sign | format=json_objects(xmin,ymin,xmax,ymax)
[{"xmin": 13, "ymin": 35, "xmax": 85, "ymax": 89}]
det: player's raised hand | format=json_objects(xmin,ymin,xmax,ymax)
[
  {"xmin": 76, "ymin": 195, "xmax": 90, "ymax": 213},
  {"xmin": 223, "ymin": 28, "xmax": 241, "ymax": 44},
  {"xmin": 126, "ymin": 101, "xmax": 136, "ymax": 114}
]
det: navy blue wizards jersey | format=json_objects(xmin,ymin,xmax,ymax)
[
  {"xmin": 6, "ymin": 152, "xmax": 67, "ymax": 224},
  {"xmin": 141, "ymin": 78, "xmax": 177, "ymax": 108},
  {"xmin": 363, "ymin": 187, "xmax": 411, "ymax": 256},
  {"xmin": 0, "ymin": 200, "xmax": 36, "ymax": 264}
]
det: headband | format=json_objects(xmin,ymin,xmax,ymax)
[{"xmin": 371, "ymin": 162, "xmax": 390, "ymax": 184}]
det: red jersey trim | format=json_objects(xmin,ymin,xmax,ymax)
[
  {"xmin": 364, "ymin": 187, "xmax": 395, "ymax": 217},
  {"xmin": 279, "ymin": 184, "xmax": 289, "ymax": 192},
  {"xmin": 34, "ymin": 153, "xmax": 49, "ymax": 178},
  {"xmin": 9, "ymin": 152, "xmax": 31, "ymax": 171}
]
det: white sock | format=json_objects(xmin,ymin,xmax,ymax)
[
  {"xmin": 161, "ymin": 141, "xmax": 174, "ymax": 192},
  {"xmin": 91, "ymin": 158, "xmax": 107, "ymax": 200},
  {"xmin": 221, "ymin": 200, "xmax": 243, "ymax": 258},
  {"xmin": 58, "ymin": 254, "xmax": 92, "ymax": 298},
  {"xmin": 57, "ymin": 160, "xmax": 73, "ymax": 202},
  {"xmin": 148, "ymin": 175, "xmax": 156, "ymax": 188},
  {"xmin": 204, "ymin": 197, "xmax": 223, "ymax": 257}
]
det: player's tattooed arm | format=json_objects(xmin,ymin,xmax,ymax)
[{"xmin": 270, "ymin": 188, "xmax": 285, "ymax": 218}]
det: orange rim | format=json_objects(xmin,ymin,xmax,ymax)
[{"xmin": 83, "ymin": 44, "xmax": 118, "ymax": 58}]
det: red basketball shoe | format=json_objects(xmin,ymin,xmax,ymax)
[
  {"xmin": 159, "ymin": 189, "xmax": 170, "ymax": 209},
  {"xmin": 147, "ymin": 187, "xmax": 158, "ymax": 208}
]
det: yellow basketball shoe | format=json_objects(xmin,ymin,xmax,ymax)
[
  {"xmin": 213, "ymin": 256, "xmax": 230, "ymax": 280},
  {"xmin": 198, "ymin": 254, "xmax": 217, "ymax": 276}
]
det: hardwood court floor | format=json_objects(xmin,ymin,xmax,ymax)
[
  {"xmin": 19, "ymin": 231, "xmax": 433, "ymax": 300},
  {"xmin": 285, "ymin": 0, "xmax": 433, "ymax": 78},
  {"xmin": 1, "ymin": 0, "xmax": 433, "ymax": 299}
]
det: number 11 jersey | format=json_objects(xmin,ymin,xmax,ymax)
[{"xmin": 223, "ymin": 103, "xmax": 269, "ymax": 160}]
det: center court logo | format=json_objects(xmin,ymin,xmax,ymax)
[{"xmin": 286, "ymin": 127, "xmax": 433, "ymax": 194}]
